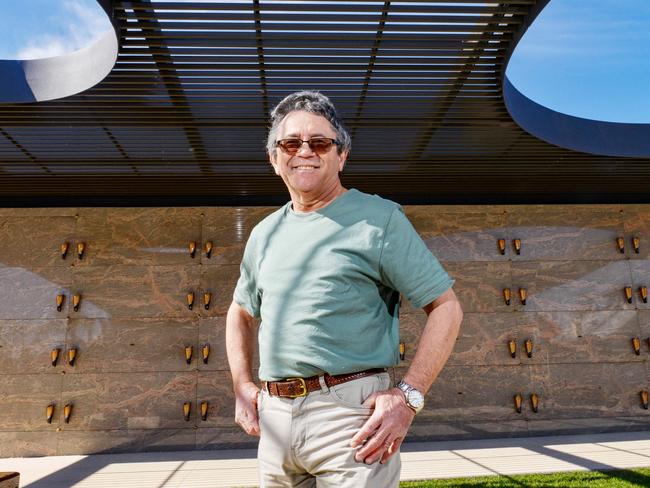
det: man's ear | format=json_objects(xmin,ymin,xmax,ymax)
[
  {"xmin": 338, "ymin": 150, "xmax": 349, "ymax": 173},
  {"xmin": 269, "ymin": 151, "xmax": 280, "ymax": 175}
]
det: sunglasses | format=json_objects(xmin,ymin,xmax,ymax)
[{"xmin": 276, "ymin": 137, "xmax": 340, "ymax": 155}]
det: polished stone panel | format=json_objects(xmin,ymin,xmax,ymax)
[
  {"xmin": 506, "ymin": 207, "xmax": 624, "ymax": 261},
  {"xmin": 399, "ymin": 312, "xmax": 520, "ymax": 367},
  {"xmin": 450, "ymin": 313, "xmax": 521, "ymax": 366},
  {"xmin": 66, "ymin": 318, "xmax": 199, "ymax": 373},
  {"xmin": 0, "ymin": 432, "xmax": 58, "ymax": 457},
  {"xmin": 397, "ymin": 313, "xmax": 424, "ymax": 366},
  {"xmin": 0, "ymin": 375, "xmax": 62, "ymax": 431},
  {"xmin": 405, "ymin": 420, "xmax": 557, "ymax": 440},
  {"xmin": 0, "ymin": 267, "xmax": 71, "ymax": 319},
  {"xmin": 202, "ymin": 207, "xmax": 279, "ymax": 265},
  {"xmin": 529, "ymin": 363, "xmax": 647, "ymax": 419},
  {"xmin": 526, "ymin": 417, "xmax": 650, "ymax": 437},
  {"xmin": 393, "ymin": 365, "xmax": 464, "ymax": 422},
  {"xmin": 75, "ymin": 208, "xmax": 202, "ymax": 266},
  {"xmin": 71, "ymin": 265, "xmax": 201, "ymax": 318},
  {"xmin": 0, "ymin": 217, "xmax": 75, "ymax": 268},
  {"xmin": 403, "ymin": 208, "xmax": 509, "ymax": 262},
  {"xmin": 197, "ymin": 371, "xmax": 236, "ymax": 427},
  {"xmin": 630, "ymin": 260, "xmax": 650, "ymax": 310},
  {"xmin": 200, "ymin": 265, "xmax": 241, "ymax": 316},
  {"xmin": 58, "ymin": 429, "xmax": 197, "ymax": 455},
  {"xmin": 460, "ymin": 365, "xmax": 533, "ymax": 421},
  {"xmin": 198, "ymin": 316, "xmax": 260, "ymax": 371},
  {"xmin": 436, "ymin": 262, "xmax": 512, "ymax": 314},
  {"xmin": 60, "ymin": 372, "xmax": 197, "ymax": 430},
  {"xmin": 196, "ymin": 427, "xmax": 259, "ymax": 450},
  {"xmin": 0, "ymin": 319, "xmax": 67, "ymax": 374},
  {"xmin": 412, "ymin": 420, "xmax": 530, "ymax": 441},
  {"xmin": 520, "ymin": 311, "xmax": 641, "ymax": 364},
  {"xmin": 511, "ymin": 260, "xmax": 635, "ymax": 311},
  {"xmin": 0, "ymin": 208, "xmax": 78, "ymax": 217},
  {"xmin": 622, "ymin": 206, "xmax": 650, "ymax": 260},
  {"xmin": 639, "ymin": 312, "xmax": 650, "ymax": 353}
]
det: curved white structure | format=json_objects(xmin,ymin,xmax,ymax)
[{"xmin": 0, "ymin": 2, "xmax": 117, "ymax": 103}]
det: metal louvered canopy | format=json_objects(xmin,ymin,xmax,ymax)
[{"xmin": 1, "ymin": 0, "xmax": 648, "ymax": 206}]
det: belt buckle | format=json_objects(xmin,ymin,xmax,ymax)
[{"xmin": 284, "ymin": 377, "xmax": 307, "ymax": 398}]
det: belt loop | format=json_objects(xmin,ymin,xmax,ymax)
[{"xmin": 318, "ymin": 374, "xmax": 329, "ymax": 394}]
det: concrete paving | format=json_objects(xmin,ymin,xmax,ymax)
[{"xmin": 2, "ymin": 431, "xmax": 650, "ymax": 487}]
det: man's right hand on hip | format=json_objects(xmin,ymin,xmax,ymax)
[{"xmin": 235, "ymin": 381, "xmax": 261, "ymax": 436}]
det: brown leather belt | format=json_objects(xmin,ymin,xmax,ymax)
[{"xmin": 264, "ymin": 368, "xmax": 387, "ymax": 398}]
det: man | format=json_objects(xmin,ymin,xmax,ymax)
[{"xmin": 226, "ymin": 91, "xmax": 463, "ymax": 487}]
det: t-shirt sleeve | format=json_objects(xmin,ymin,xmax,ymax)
[
  {"xmin": 379, "ymin": 206, "xmax": 454, "ymax": 309},
  {"xmin": 233, "ymin": 231, "xmax": 262, "ymax": 318}
]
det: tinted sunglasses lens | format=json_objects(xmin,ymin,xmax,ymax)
[
  {"xmin": 280, "ymin": 139, "xmax": 303, "ymax": 153},
  {"xmin": 308, "ymin": 138, "xmax": 333, "ymax": 153}
]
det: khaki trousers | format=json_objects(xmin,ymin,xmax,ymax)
[{"xmin": 257, "ymin": 372, "xmax": 400, "ymax": 488}]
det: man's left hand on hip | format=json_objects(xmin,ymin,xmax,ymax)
[{"xmin": 349, "ymin": 387, "xmax": 416, "ymax": 465}]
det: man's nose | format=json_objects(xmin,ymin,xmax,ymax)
[{"xmin": 295, "ymin": 140, "xmax": 315, "ymax": 156}]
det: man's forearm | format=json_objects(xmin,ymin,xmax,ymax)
[
  {"xmin": 225, "ymin": 301, "xmax": 257, "ymax": 389},
  {"xmin": 402, "ymin": 296, "xmax": 463, "ymax": 394}
]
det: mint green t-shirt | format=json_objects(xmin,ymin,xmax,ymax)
[{"xmin": 233, "ymin": 189, "xmax": 454, "ymax": 381}]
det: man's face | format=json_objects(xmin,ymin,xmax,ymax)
[{"xmin": 269, "ymin": 111, "xmax": 348, "ymax": 197}]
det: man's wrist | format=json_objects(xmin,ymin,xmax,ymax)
[{"xmin": 395, "ymin": 380, "xmax": 425, "ymax": 414}]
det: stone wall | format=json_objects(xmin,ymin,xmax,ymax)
[{"xmin": 0, "ymin": 205, "xmax": 649, "ymax": 456}]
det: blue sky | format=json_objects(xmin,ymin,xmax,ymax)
[
  {"xmin": 0, "ymin": 0, "xmax": 110, "ymax": 60},
  {"xmin": 506, "ymin": 0, "xmax": 650, "ymax": 123},
  {"xmin": 0, "ymin": 0, "xmax": 648, "ymax": 123}
]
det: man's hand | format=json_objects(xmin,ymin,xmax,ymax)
[
  {"xmin": 349, "ymin": 388, "xmax": 415, "ymax": 464},
  {"xmin": 235, "ymin": 381, "xmax": 261, "ymax": 436}
]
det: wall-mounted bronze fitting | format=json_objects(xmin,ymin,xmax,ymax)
[
  {"xmin": 530, "ymin": 393, "xmax": 539, "ymax": 413},
  {"xmin": 513, "ymin": 239, "xmax": 521, "ymax": 255},
  {"xmin": 203, "ymin": 292, "xmax": 212, "ymax": 310},
  {"xmin": 204, "ymin": 241, "xmax": 213, "ymax": 259},
  {"xmin": 64, "ymin": 404, "xmax": 73, "ymax": 423},
  {"xmin": 184, "ymin": 346, "xmax": 193, "ymax": 365},
  {"xmin": 497, "ymin": 239, "xmax": 506, "ymax": 255},
  {"xmin": 514, "ymin": 394, "xmax": 522, "ymax": 413},
  {"xmin": 51, "ymin": 348, "xmax": 60, "ymax": 367},
  {"xmin": 524, "ymin": 339, "xmax": 533, "ymax": 358},
  {"xmin": 72, "ymin": 294, "xmax": 81, "ymax": 312},
  {"xmin": 507, "ymin": 340, "xmax": 517, "ymax": 358},
  {"xmin": 202, "ymin": 344, "xmax": 210, "ymax": 364},
  {"xmin": 625, "ymin": 286, "xmax": 633, "ymax": 304},
  {"xmin": 503, "ymin": 288, "xmax": 511, "ymax": 306},
  {"xmin": 186, "ymin": 292, "xmax": 195, "ymax": 310},
  {"xmin": 183, "ymin": 402, "xmax": 191, "ymax": 421},
  {"xmin": 201, "ymin": 401, "xmax": 209, "ymax": 421},
  {"xmin": 519, "ymin": 288, "xmax": 527, "ymax": 306},
  {"xmin": 189, "ymin": 241, "xmax": 197, "ymax": 259},
  {"xmin": 46, "ymin": 404, "xmax": 55, "ymax": 424},
  {"xmin": 616, "ymin": 237, "xmax": 625, "ymax": 254},
  {"xmin": 399, "ymin": 342, "xmax": 406, "ymax": 361},
  {"xmin": 76, "ymin": 242, "xmax": 85, "ymax": 260},
  {"xmin": 640, "ymin": 286, "xmax": 648, "ymax": 304},
  {"xmin": 641, "ymin": 390, "xmax": 649, "ymax": 410},
  {"xmin": 68, "ymin": 347, "xmax": 78, "ymax": 366},
  {"xmin": 632, "ymin": 337, "xmax": 641, "ymax": 355},
  {"xmin": 632, "ymin": 236, "xmax": 640, "ymax": 254},
  {"xmin": 60, "ymin": 242, "xmax": 69, "ymax": 259},
  {"xmin": 56, "ymin": 294, "xmax": 65, "ymax": 312}
]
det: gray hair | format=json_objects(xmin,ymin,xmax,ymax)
[{"xmin": 266, "ymin": 91, "xmax": 352, "ymax": 156}]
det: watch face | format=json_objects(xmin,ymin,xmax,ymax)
[{"xmin": 407, "ymin": 390, "xmax": 425, "ymax": 409}]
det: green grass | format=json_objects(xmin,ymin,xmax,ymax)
[{"xmin": 400, "ymin": 468, "xmax": 650, "ymax": 487}]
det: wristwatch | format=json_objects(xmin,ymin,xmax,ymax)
[{"xmin": 395, "ymin": 380, "xmax": 425, "ymax": 414}]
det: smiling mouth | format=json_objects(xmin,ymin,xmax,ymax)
[{"xmin": 292, "ymin": 165, "xmax": 319, "ymax": 170}]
